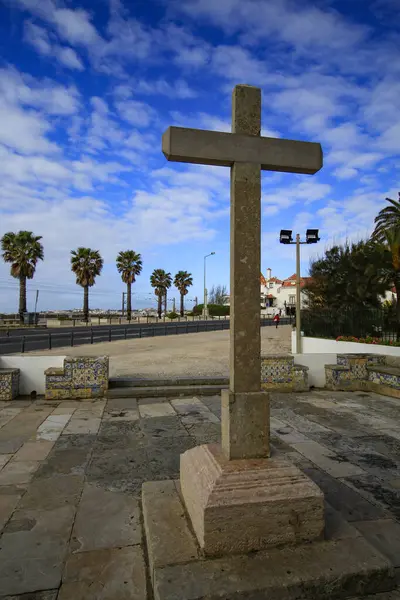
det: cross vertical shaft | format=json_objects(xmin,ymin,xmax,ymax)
[
  {"xmin": 221, "ymin": 85, "xmax": 270, "ymax": 460},
  {"xmin": 230, "ymin": 86, "xmax": 261, "ymax": 394}
]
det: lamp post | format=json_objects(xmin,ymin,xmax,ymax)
[
  {"xmin": 203, "ymin": 252, "xmax": 216, "ymax": 319},
  {"xmin": 279, "ymin": 229, "xmax": 320, "ymax": 354}
]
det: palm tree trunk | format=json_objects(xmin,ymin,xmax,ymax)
[
  {"xmin": 19, "ymin": 276, "xmax": 27, "ymax": 323},
  {"xmin": 164, "ymin": 290, "xmax": 167, "ymax": 313},
  {"xmin": 127, "ymin": 282, "xmax": 132, "ymax": 321},
  {"xmin": 180, "ymin": 292, "xmax": 184, "ymax": 317},
  {"xmin": 83, "ymin": 285, "xmax": 89, "ymax": 323},
  {"xmin": 157, "ymin": 294, "xmax": 162, "ymax": 319}
]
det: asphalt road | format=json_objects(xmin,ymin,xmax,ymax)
[{"xmin": 0, "ymin": 318, "xmax": 291, "ymax": 354}]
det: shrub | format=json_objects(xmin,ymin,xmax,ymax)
[
  {"xmin": 167, "ymin": 311, "xmax": 179, "ymax": 320},
  {"xmin": 193, "ymin": 303, "xmax": 230, "ymax": 317}
]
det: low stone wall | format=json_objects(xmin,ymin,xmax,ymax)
[
  {"xmin": 0, "ymin": 369, "xmax": 20, "ymax": 401},
  {"xmin": 45, "ymin": 356, "xmax": 109, "ymax": 400},
  {"xmin": 325, "ymin": 354, "xmax": 400, "ymax": 398},
  {"xmin": 261, "ymin": 355, "xmax": 309, "ymax": 392}
]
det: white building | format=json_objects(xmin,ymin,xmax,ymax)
[{"xmin": 260, "ymin": 268, "xmax": 310, "ymax": 317}]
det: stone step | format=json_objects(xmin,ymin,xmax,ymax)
[
  {"xmin": 108, "ymin": 377, "xmax": 229, "ymax": 389},
  {"xmin": 107, "ymin": 384, "xmax": 226, "ymax": 398}
]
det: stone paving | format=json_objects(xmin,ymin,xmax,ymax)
[{"xmin": 0, "ymin": 390, "xmax": 400, "ymax": 598}]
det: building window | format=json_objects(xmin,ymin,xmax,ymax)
[
  {"xmin": 289, "ymin": 295, "xmax": 295, "ymax": 305},
  {"xmin": 269, "ymin": 282, "xmax": 273, "ymax": 288}
]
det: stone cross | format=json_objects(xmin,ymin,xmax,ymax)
[{"xmin": 162, "ymin": 85, "xmax": 322, "ymax": 460}]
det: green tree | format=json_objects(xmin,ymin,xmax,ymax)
[
  {"xmin": 163, "ymin": 272, "xmax": 172, "ymax": 314},
  {"xmin": 174, "ymin": 271, "xmax": 193, "ymax": 316},
  {"xmin": 71, "ymin": 248, "xmax": 103, "ymax": 322},
  {"xmin": 150, "ymin": 269, "xmax": 171, "ymax": 318},
  {"xmin": 304, "ymin": 240, "xmax": 388, "ymax": 310},
  {"xmin": 1, "ymin": 231, "xmax": 44, "ymax": 322},
  {"xmin": 116, "ymin": 250, "xmax": 142, "ymax": 320}
]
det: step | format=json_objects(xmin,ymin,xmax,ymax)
[
  {"xmin": 106, "ymin": 384, "xmax": 227, "ymax": 398},
  {"xmin": 108, "ymin": 377, "xmax": 229, "ymax": 389}
]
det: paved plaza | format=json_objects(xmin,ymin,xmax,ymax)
[
  {"xmin": 0, "ymin": 389, "xmax": 400, "ymax": 598},
  {"xmin": 22, "ymin": 325, "xmax": 292, "ymax": 378}
]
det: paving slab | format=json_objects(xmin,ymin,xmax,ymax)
[
  {"xmin": 58, "ymin": 546, "xmax": 147, "ymax": 600},
  {"xmin": 0, "ymin": 461, "xmax": 40, "ymax": 485},
  {"xmin": 182, "ymin": 422, "xmax": 221, "ymax": 444},
  {"xmin": 0, "ymin": 506, "xmax": 75, "ymax": 596},
  {"xmin": 13, "ymin": 441, "xmax": 54, "ymax": 462},
  {"xmin": 103, "ymin": 408, "xmax": 139, "ymax": 422},
  {"xmin": 62, "ymin": 417, "xmax": 101, "ymax": 435},
  {"xmin": 353, "ymin": 519, "xmax": 400, "ymax": 568},
  {"xmin": 18, "ymin": 474, "xmax": 85, "ymax": 511},
  {"xmin": 301, "ymin": 466, "xmax": 390, "ymax": 522},
  {"xmin": 35, "ymin": 447, "xmax": 92, "ymax": 478},
  {"xmin": 140, "ymin": 416, "xmax": 191, "ymax": 439},
  {"xmin": 290, "ymin": 440, "xmax": 366, "ymax": 478},
  {"xmin": 344, "ymin": 474, "xmax": 400, "ymax": 520},
  {"xmin": 139, "ymin": 402, "xmax": 176, "ymax": 418},
  {"xmin": 106, "ymin": 397, "xmax": 139, "ymax": 410},
  {"xmin": 0, "ymin": 454, "xmax": 13, "ymax": 470},
  {"xmin": 0, "ymin": 493, "xmax": 21, "ymax": 533},
  {"xmin": 70, "ymin": 483, "xmax": 141, "ymax": 552}
]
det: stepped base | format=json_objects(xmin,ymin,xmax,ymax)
[{"xmin": 142, "ymin": 479, "xmax": 396, "ymax": 600}]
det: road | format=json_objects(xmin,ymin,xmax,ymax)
[{"xmin": 0, "ymin": 318, "xmax": 291, "ymax": 354}]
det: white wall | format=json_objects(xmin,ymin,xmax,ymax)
[
  {"xmin": 291, "ymin": 331, "xmax": 400, "ymax": 357},
  {"xmin": 0, "ymin": 355, "xmax": 66, "ymax": 395},
  {"xmin": 293, "ymin": 353, "xmax": 337, "ymax": 388}
]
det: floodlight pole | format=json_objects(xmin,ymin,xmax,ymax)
[{"xmin": 296, "ymin": 234, "xmax": 302, "ymax": 354}]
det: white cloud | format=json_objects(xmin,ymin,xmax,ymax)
[
  {"xmin": 24, "ymin": 21, "xmax": 84, "ymax": 71},
  {"xmin": 114, "ymin": 99, "xmax": 155, "ymax": 128},
  {"xmin": 0, "ymin": 103, "xmax": 57, "ymax": 155},
  {"xmin": 56, "ymin": 46, "xmax": 84, "ymax": 70}
]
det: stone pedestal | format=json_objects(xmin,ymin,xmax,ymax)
[{"xmin": 180, "ymin": 444, "xmax": 324, "ymax": 556}]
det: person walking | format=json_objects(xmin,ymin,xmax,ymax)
[{"xmin": 273, "ymin": 312, "xmax": 280, "ymax": 329}]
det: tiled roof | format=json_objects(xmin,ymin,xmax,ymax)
[{"xmin": 260, "ymin": 273, "xmax": 267, "ymax": 285}]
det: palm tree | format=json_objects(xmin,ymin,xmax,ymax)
[
  {"xmin": 373, "ymin": 192, "xmax": 400, "ymax": 242},
  {"xmin": 71, "ymin": 248, "xmax": 103, "ymax": 322},
  {"xmin": 372, "ymin": 194, "xmax": 400, "ymax": 335},
  {"xmin": 1, "ymin": 231, "xmax": 44, "ymax": 322},
  {"xmin": 174, "ymin": 271, "xmax": 193, "ymax": 316},
  {"xmin": 116, "ymin": 250, "xmax": 142, "ymax": 320},
  {"xmin": 150, "ymin": 269, "xmax": 172, "ymax": 318},
  {"xmin": 163, "ymin": 272, "xmax": 172, "ymax": 314}
]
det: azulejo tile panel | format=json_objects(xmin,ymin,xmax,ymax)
[
  {"xmin": 325, "ymin": 353, "xmax": 400, "ymax": 398},
  {"xmin": 260, "ymin": 356, "xmax": 309, "ymax": 392},
  {"xmin": 45, "ymin": 356, "xmax": 109, "ymax": 400},
  {"xmin": 0, "ymin": 369, "xmax": 20, "ymax": 401}
]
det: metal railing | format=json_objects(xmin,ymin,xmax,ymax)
[
  {"xmin": 301, "ymin": 308, "xmax": 399, "ymax": 342},
  {"xmin": 0, "ymin": 316, "xmax": 292, "ymax": 354}
]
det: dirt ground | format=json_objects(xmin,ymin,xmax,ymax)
[{"xmin": 22, "ymin": 325, "xmax": 292, "ymax": 378}]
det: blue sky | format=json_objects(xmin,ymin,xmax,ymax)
[{"xmin": 0, "ymin": 0, "xmax": 399, "ymax": 312}]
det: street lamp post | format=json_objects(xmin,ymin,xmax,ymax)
[
  {"xmin": 279, "ymin": 229, "xmax": 320, "ymax": 354},
  {"xmin": 203, "ymin": 252, "xmax": 216, "ymax": 319}
]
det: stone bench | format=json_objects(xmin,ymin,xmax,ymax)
[
  {"xmin": 261, "ymin": 354, "xmax": 309, "ymax": 392},
  {"xmin": 0, "ymin": 368, "xmax": 20, "ymax": 401},
  {"xmin": 45, "ymin": 356, "xmax": 109, "ymax": 400},
  {"xmin": 325, "ymin": 353, "xmax": 400, "ymax": 398}
]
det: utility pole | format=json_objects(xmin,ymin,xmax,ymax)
[
  {"xmin": 279, "ymin": 229, "xmax": 320, "ymax": 354},
  {"xmin": 295, "ymin": 234, "xmax": 302, "ymax": 355},
  {"xmin": 34, "ymin": 290, "xmax": 39, "ymax": 324},
  {"xmin": 194, "ymin": 296, "xmax": 198, "ymax": 307},
  {"xmin": 172, "ymin": 297, "xmax": 176, "ymax": 313}
]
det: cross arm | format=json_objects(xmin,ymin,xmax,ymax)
[{"xmin": 162, "ymin": 127, "xmax": 323, "ymax": 175}]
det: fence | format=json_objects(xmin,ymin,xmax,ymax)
[
  {"xmin": 0, "ymin": 316, "xmax": 292, "ymax": 354},
  {"xmin": 301, "ymin": 308, "xmax": 399, "ymax": 342}
]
